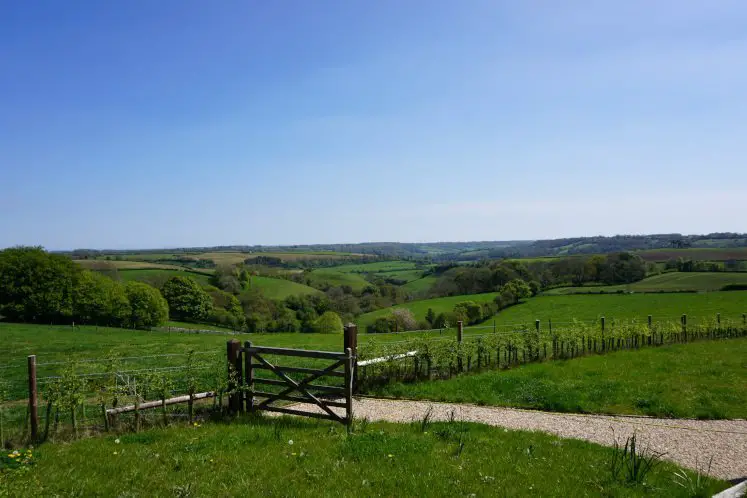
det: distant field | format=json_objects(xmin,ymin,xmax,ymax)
[
  {"xmin": 306, "ymin": 268, "xmax": 371, "ymax": 291},
  {"xmin": 401, "ymin": 275, "xmax": 438, "ymax": 296},
  {"xmin": 376, "ymin": 337, "xmax": 747, "ymax": 419},
  {"xmin": 75, "ymin": 260, "xmax": 202, "ymax": 271},
  {"xmin": 247, "ymin": 276, "xmax": 323, "ymax": 300},
  {"xmin": 329, "ymin": 261, "xmax": 430, "ymax": 284},
  {"xmin": 636, "ymin": 247, "xmax": 747, "ymax": 262},
  {"xmin": 478, "ymin": 292, "xmax": 747, "ymax": 327},
  {"xmin": 357, "ymin": 292, "xmax": 501, "ymax": 329},
  {"xmin": 544, "ymin": 272, "xmax": 747, "ymax": 294},
  {"xmin": 117, "ymin": 268, "xmax": 212, "ymax": 286}
]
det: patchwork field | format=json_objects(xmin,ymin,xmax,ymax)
[{"xmin": 544, "ymin": 271, "xmax": 747, "ymax": 294}]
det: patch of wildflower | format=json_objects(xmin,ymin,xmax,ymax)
[{"xmin": 1, "ymin": 448, "xmax": 34, "ymax": 473}]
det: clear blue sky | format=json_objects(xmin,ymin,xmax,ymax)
[{"xmin": 2, "ymin": 1, "xmax": 746, "ymax": 250}]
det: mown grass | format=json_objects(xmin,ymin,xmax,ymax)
[
  {"xmin": 0, "ymin": 416, "xmax": 727, "ymax": 497},
  {"xmin": 479, "ymin": 292, "xmax": 747, "ymax": 326},
  {"xmin": 545, "ymin": 272, "xmax": 747, "ymax": 294},
  {"xmin": 374, "ymin": 338, "xmax": 747, "ymax": 419},
  {"xmin": 247, "ymin": 276, "xmax": 323, "ymax": 300}
]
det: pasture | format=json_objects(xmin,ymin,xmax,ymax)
[
  {"xmin": 1, "ymin": 418, "xmax": 724, "ymax": 497},
  {"xmin": 635, "ymin": 247, "xmax": 747, "ymax": 262},
  {"xmin": 246, "ymin": 276, "xmax": 323, "ymax": 300},
  {"xmin": 75, "ymin": 260, "xmax": 200, "ymax": 271},
  {"xmin": 401, "ymin": 275, "xmax": 438, "ymax": 296},
  {"xmin": 544, "ymin": 271, "xmax": 747, "ymax": 294},
  {"xmin": 306, "ymin": 268, "xmax": 371, "ymax": 291},
  {"xmin": 375, "ymin": 337, "xmax": 747, "ymax": 419},
  {"xmin": 117, "ymin": 268, "xmax": 212, "ymax": 287}
]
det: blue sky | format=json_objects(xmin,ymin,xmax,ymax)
[{"xmin": 2, "ymin": 1, "xmax": 746, "ymax": 249}]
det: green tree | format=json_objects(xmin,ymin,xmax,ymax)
[
  {"xmin": 453, "ymin": 300, "xmax": 482, "ymax": 325},
  {"xmin": 313, "ymin": 311, "xmax": 344, "ymax": 334},
  {"xmin": 0, "ymin": 246, "xmax": 79, "ymax": 323},
  {"xmin": 425, "ymin": 307, "xmax": 436, "ymax": 325},
  {"xmin": 161, "ymin": 276, "xmax": 213, "ymax": 322},
  {"xmin": 125, "ymin": 282, "xmax": 169, "ymax": 328},
  {"xmin": 73, "ymin": 271, "xmax": 130, "ymax": 326}
]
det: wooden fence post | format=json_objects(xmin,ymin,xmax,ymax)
[
  {"xmin": 27, "ymin": 355, "xmax": 38, "ymax": 442},
  {"xmin": 344, "ymin": 347, "xmax": 354, "ymax": 427},
  {"xmin": 647, "ymin": 315, "xmax": 652, "ymax": 345},
  {"xmin": 601, "ymin": 317, "xmax": 605, "ymax": 352},
  {"xmin": 244, "ymin": 341, "xmax": 254, "ymax": 413},
  {"xmin": 226, "ymin": 340, "xmax": 243, "ymax": 413},
  {"xmin": 457, "ymin": 321, "xmax": 464, "ymax": 372},
  {"xmin": 681, "ymin": 314, "xmax": 687, "ymax": 341},
  {"xmin": 344, "ymin": 324, "xmax": 358, "ymax": 393}
]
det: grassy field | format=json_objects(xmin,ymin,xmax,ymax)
[
  {"xmin": 635, "ymin": 247, "xmax": 747, "ymax": 262},
  {"xmin": 375, "ymin": 338, "xmax": 747, "ymax": 419},
  {"xmin": 544, "ymin": 272, "xmax": 747, "ymax": 294},
  {"xmin": 247, "ymin": 276, "xmax": 323, "ymax": 300},
  {"xmin": 478, "ymin": 292, "xmax": 747, "ymax": 327},
  {"xmin": 357, "ymin": 292, "xmax": 501, "ymax": 329},
  {"xmin": 329, "ymin": 261, "xmax": 431, "ymax": 284},
  {"xmin": 401, "ymin": 275, "xmax": 439, "ymax": 296},
  {"xmin": 306, "ymin": 268, "xmax": 371, "ymax": 291},
  {"xmin": 116, "ymin": 268, "xmax": 212, "ymax": 286},
  {"xmin": 0, "ymin": 417, "xmax": 726, "ymax": 497}
]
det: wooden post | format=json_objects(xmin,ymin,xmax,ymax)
[
  {"xmin": 457, "ymin": 321, "xmax": 463, "ymax": 372},
  {"xmin": 27, "ymin": 355, "xmax": 38, "ymax": 442},
  {"xmin": 344, "ymin": 324, "xmax": 358, "ymax": 393},
  {"xmin": 344, "ymin": 347, "xmax": 354, "ymax": 427},
  {"xmin": 244, "ymin": 341, "xmax": 254, "ymax": 413},
  {"xmin": 601, "ymin": 317, "xmax": 605, "ymax": 352},
  {"xmin": 226, "ymin": 340, "xmax": 242, "ymax": 413},
  {"xmin": 681, "ymin": 314, "xmax": 687, "ymax": 341}
]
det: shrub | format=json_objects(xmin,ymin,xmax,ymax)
[{"xmin": 313, "ymin": 311, "xmax": 344, "ymax": 334}]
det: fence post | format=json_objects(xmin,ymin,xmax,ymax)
[
  {"xmin": 457, "ymin": 321, "xmax": 464, "ymax": 372},
  {"xmin": 647, "ymin": 315, "xmax": 652, "ymax": 345},
  {"xmin": 27, "ymin": 355, "xmax": 38, "ymax": 442},
  {"xmin": 344, "ymin": 324, "xmax": 358, "ymax": 393},
  {"xmin": 681, "ymin": 314, "xmax": 687, "ymax": 341},
  {"xmin": 244, "ymin": 341, "xmax": 254, "ymax": 413},
  {"xmin": 344, "ymin": 347, "xmax": 354, "ymax": 428},
  {"xmin": 601, "ymin": 317, "xmax": 605, "ymax": 352},
  {"xmin": 226, "ymin": 340, "xmax": 242, "ymax": 413}
]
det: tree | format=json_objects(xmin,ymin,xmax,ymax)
[
  {"xmin": 313, "ymin": 311, "xmax": 344, "ymax": 334},
  {"xmin": 425, "ymin": 307, "xmax": 436, "ymax": 325},
  {"xmin": 161, "ymin": 276, "xmax": 213, "ymax": 322},
  {"xmin": 0, "ymin": 246, "xmax": 79, "ymax": 323},
  {"xmin": 124, "ymin": 282, "xmax": 169, "ymax": 328},
  {"xmin": 390, "ymin": 308, "xmax": 418, "ymax": 331},
  {"xmin": 453, "ymin": 301, "xmax": 482, "ymax": 325},
  {"xmin": 73, "ymin": 271, "xmax": 130, "ymax": 326}
]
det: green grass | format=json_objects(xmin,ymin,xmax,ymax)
[
  {"xmin": 357, "ymin": 292, "xmax": 501, "ymax": 329},
  {"xmin": 0, "ymin": 417, "xmax": 726, "ymax": 497},
  {"xmin": 481, "ymin": 291, "xmax": 747, "ymax": 327},
  {"xmin": 635, "ymin": 247, "xmax": 747, "ymax": 262},
  {"xmin": 545, "ymin": 272, "xmax": 747, "ymax": 294},
  {"xmin": 164, "ymin": 321, "xmax": 237, "ymax": 332},
  {"xmin": 306, "ymin": 268, "xmax": 371, "ymax": 291},
  {"xmin": 247, "ymin": 276, "xmax": 323, "ymax": 300},
  {"xmin": 401, "ymin": 275, "xmax": 439, "ymax": 296},
  {"xmin": 116, "ymin": 268, "xmax": 212, "ymax": 286},
  {"xmin": 375, "ymin": 338, "xmax": 747, "ymax": 419}
]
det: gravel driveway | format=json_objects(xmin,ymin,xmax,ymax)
[{"xmin": 287, "ymin": 397, "xmax": 747, "ymax": 481}]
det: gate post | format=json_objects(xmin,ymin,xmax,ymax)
[
  {"xmin": 344, "ymin": 347, "xmax": 354, "ymax": 427},
  {"xmin": 226, "ymin": 340, "xmax": 243, "ymax": 413},
  {"xmin": 344, "ymin": 324, "xmax": 358, "ymax": 393},
  {"xmin": 244, "ymin": 341, "xmax": 254, "ymax": 413}
]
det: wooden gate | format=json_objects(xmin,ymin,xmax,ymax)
[{"xmin": 240, "ymin": 342, "xmax": 354, "ymax": 425}]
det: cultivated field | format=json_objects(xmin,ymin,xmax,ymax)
[{"xmin": 544, "ymin": 271, "xmax": 747, "ymax": 294}]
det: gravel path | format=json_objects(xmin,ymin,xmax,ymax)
[{"xmin": 289, "ymin": 397, "xmax": 747, "ymax": 481}]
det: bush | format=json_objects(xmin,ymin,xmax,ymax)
[{"xmin": 313, "ymin": 311, "xmax": 344, "ymax": 334}]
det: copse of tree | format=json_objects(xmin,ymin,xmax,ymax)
[
  {"xmin": 73, "ymin": 270, "xmax": 130, "ymax": 326},
  {"xmin": 313, "ymin": 311, "xmax": 344, "ymax": 334},
  {"xmin": 0, "ymin": 246, "xmax": 79, "ymax": 323},
  {"xmin": 161, "ymin": 276, "xmax": 213, "ymax": 322}
]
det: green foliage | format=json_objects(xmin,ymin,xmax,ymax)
[
  {"xmin": 453, "ymin": 301, "xmax": 482, "ymax": 325},
  {"xmin": 161, "ymin": 277, "xmax": 213, "ymax": 322},
  {"xmin": 609, "ymin": 433, "xmax": 665, "ymax": 484},
  {"xmin": 124, "ymin": 282, "xmax": 169, "ymax": 328},
  {"xmin": 0, "ymin": 246, "xmax": 79, "ymax": 323},
  {"xmin": 312, "ymin": 311, "xmax": 344, "ymax": 334},
  {"xmin": 73, "ymin": 270, "xmax": 130, "ymax": 327}
]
